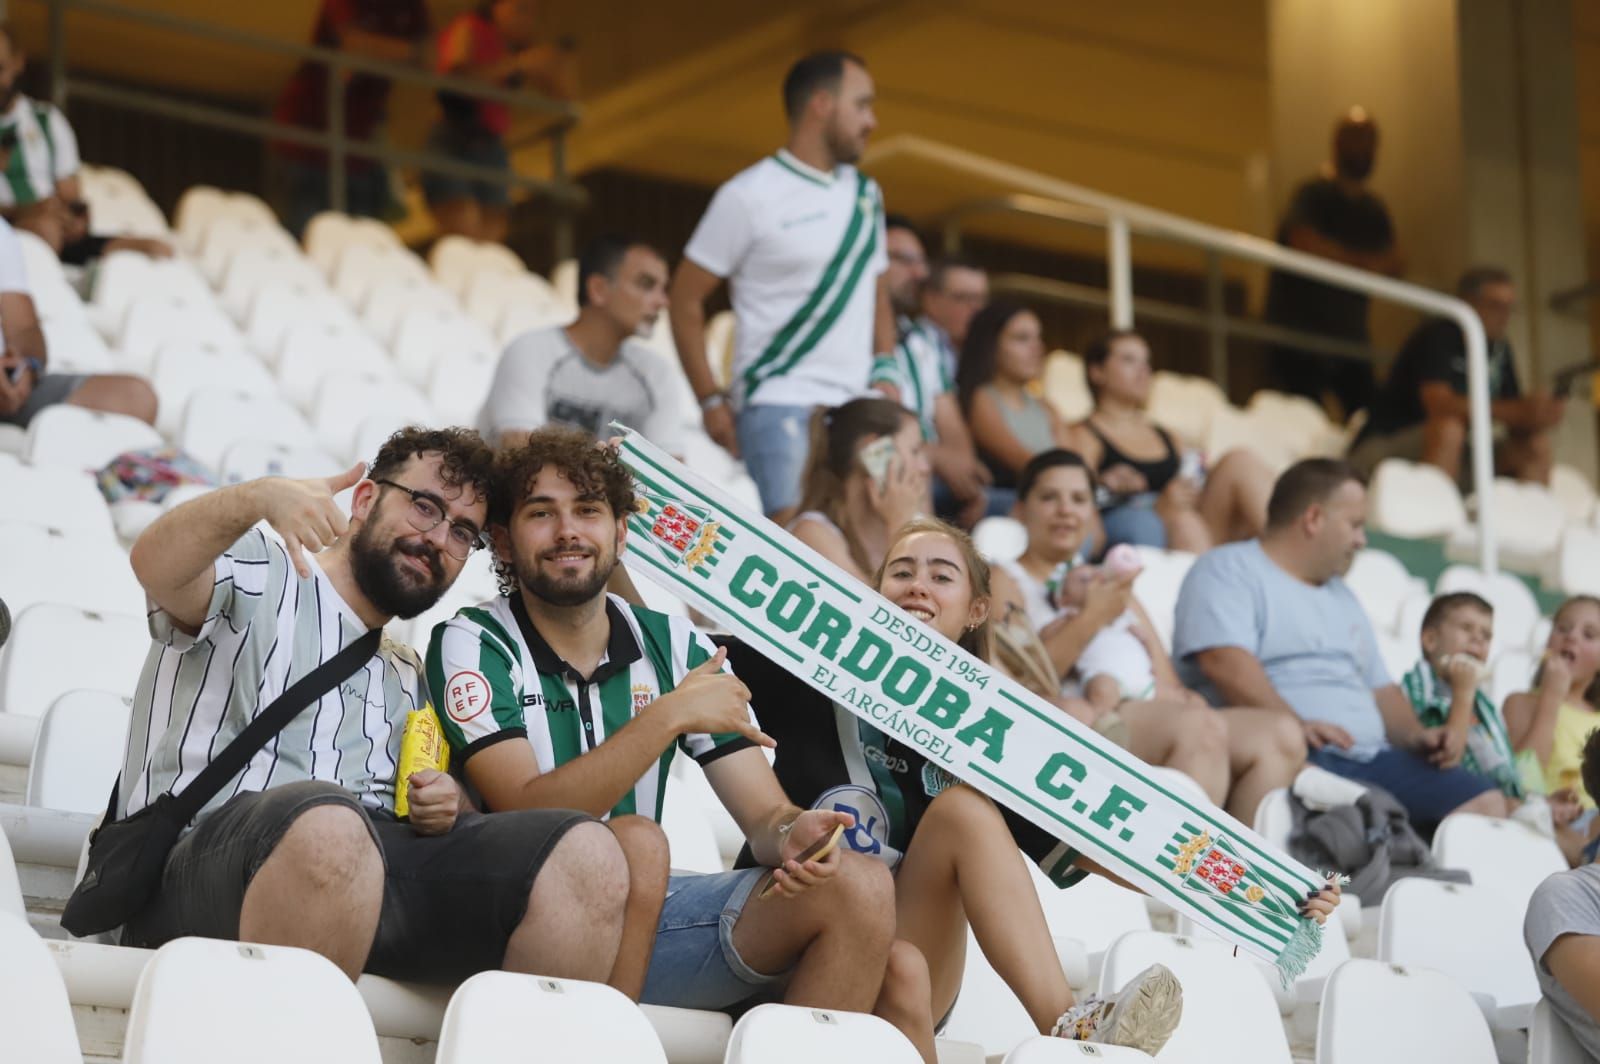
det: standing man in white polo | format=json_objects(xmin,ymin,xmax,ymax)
[{"xmin": 669, "ymin": 49, "xmax": 895, "ymax": 523}]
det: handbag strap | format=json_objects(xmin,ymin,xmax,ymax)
[{"xmin": 164, "ymin": 627, "xmax": 384, "ymax": 824}]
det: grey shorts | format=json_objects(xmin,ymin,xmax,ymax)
[
  {"xmin": 121, "ymin": 780, "xmax": 591, "ymax": 983},
  {"xmin": 3, "ymin": 372, "xmax": 85, "ymax": 427},
  {"xmin": 639, "ymin": 868, "xmax": 785, "ymax": 1010}
]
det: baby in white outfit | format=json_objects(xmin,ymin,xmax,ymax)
[{"xmin": 1053, "ymin": 547, "xmax": 1158, "ymax": 713}]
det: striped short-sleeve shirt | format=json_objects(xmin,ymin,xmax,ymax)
[
  {"xmin": 425, "ymin": 592, "xmax": 755, "ymax": 821},
  {"xmin": 870, "ymin": 320, "xmax": 952, "ymax": 441},
  {"xmin": 0, "ymin": 95, "xmax": 79, "ymax": 208},
  {"xmin": 119, "ymin": 528, "xmax": 425, "ymax": 821}
]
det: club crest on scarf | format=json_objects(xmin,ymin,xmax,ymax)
[
  {"xmin": 630, "ymin": 491, "xmax": 734, "ymax": 574},
  {"xmin": 1165, "ymin": 825, "xmax": 1273, "ymax": 909}
]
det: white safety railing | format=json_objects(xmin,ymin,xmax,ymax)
[{"xmin": 865, "ymin": 134, "xmax": 1498, "ymax": 574}]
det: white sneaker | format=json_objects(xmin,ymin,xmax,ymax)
[
  {"xmin": 1511, "ymin": 795, "xmax": 1556, "ymax": 838},
  {"xmin": 1051, "ymin": 963, "xmax": 1183, "ymax": 1055}
]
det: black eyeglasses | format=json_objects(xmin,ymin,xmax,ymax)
[{"xmin": 373, "ymin": 479, "xmax": 484, "ymax": 561}]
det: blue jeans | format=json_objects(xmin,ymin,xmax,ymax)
[
  {"xmin": 640, "ymin": 868, "xmax": 781, "ymax": 1010},
  {"xmin": 1101, "ymin": 493, "xmax": 1168, "ymax": 550},
  {"xmin": 736, "ymin": 403, "xmax": 813, "ymax": 516},
  {"xmin": 1309, "ymin": 746, "xmax": 1496, "ymax": 830}
]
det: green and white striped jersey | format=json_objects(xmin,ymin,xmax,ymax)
[
  {"xmin": 426, "ymin": 593, "xmax": 755, "ymax": 821},
  {"xmin": 684, "ymin": 148, "xmax": 887, "ymax": 408},
  {"xmin": 871, "ymin": 320, "xmax": 953, "ymax": 441},
  {"xmin": 120, "ymin": 529, "xmax": 425, "ymax": 822},
  {"xmin": 0, "ymin": 95, "xmax": 79, "ymax": 208}
]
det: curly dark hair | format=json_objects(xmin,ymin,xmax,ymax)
[
  {"xmin": 489, "ymin": 427, "xmax": 639, "ymax": 595},
  {"xmin": 368, "ymin": 426, "xmax": 495, "ymax": 499}
]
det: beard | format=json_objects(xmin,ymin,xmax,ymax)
[
  {"xmin": 349, "ymin": 521, "xmax": 449, "ymax": 620},
  {"xmin": 824, "ymin": 123, "xmax": 863, "ymax": 166},
  {"xmin": 517, "ymin": 541, "xmax": 617, "ymax": 607}
]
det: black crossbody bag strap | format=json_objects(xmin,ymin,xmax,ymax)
[{"xmin": 162, "ymin": 627, "xmax": 383, "ymax": 824}]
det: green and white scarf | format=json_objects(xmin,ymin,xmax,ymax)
[
  {"xmin": 615, "ymin": 427, "xmax": 1328, "ymax": 982},
  {"xmin": 1399, "ymin": 660, "xmax": 1524, "ymax": 798}
]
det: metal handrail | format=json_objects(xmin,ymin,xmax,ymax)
[
  {"xmin": 27, "ymin": 0, "xmax": 585, "ymax": 249},
  {"xmin": 864, "ymin": 133, "xmax": 1499, "ymax": 574}
]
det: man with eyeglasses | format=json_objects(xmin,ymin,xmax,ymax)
[
  {"xmin": 871, "ymin": 223, "xmax": 992, "ymax": 524},
  {"xmin": 112, "ymin": 425, "xmax": 668, "ymax": 996},
  {"xmin": 918, "ymin": 255, "xmax": 989, "ymax": 385}
]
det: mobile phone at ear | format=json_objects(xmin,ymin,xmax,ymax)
[{"xmin": 859, "ymin": 436, "xmax": 897, "ymax": 492}]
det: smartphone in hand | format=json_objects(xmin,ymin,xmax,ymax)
[{"xmin": 859, "ymin": 436, "xmax": 897, "ymax": 493}]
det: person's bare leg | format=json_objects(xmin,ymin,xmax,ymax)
[
  {"xmin": 606, "ymin": 815, "xmax": 670, "ymax": 999},
  {"xmin": 67, "ymin": 374, "xmax": 158, "ymax": 425},
  {"xmin": 873, "ymin": 940, "xmax": 938, "ymax": 1064},
  {"xmin": 1121, "ymin": 699, "xmax": 1230, "ymax": 804},
  {"xmin": 1499, "ymin": 430, "xmax": 1554, "ymax": 486},
  {"xmin": 729, "ymin": 852, "xmax": 896, "ymax": 1011},
  {"xmin": 504, "ymin": 820, "xmax": 629, "ymax": 980},
  {"xmin": 1420, "ymin": 414, "xmax": 1467, "ymax": 483},
  {"xmin": 430, "ymin": 198, "xmax": 483, "ymax": 241},
  {"xmin": 481, "ymin": 205, "xmax": 510, "ymax": 246},
  {"xmin": 1161, "ymin": 508, "xmax": 1213, "ymax": 554},
  {"xmin": 894, "ymin": 785, "xmax": 1076, "ymax": 1034},
  {"xmin": 1197, "ymin": 449, "xmax": 1271, "ymax": 545},
  {"xmin": 238, "ymin": 804, "xmax": 383, "ymax": 980},
  {"xmin": 1219, "ymin": 707, "xmax": 1307, "ymax": 822}
]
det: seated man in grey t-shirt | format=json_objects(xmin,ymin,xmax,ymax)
[
  {"xmin": 1526, "ymin": 728, "xmax": 1600, "ymax": 1059},
  {"xmin": 1172, "ymin": 458, "xmax": 1507, "ymax": 830},
  {"xmin": 478, "ymin": 233, "xmax": 685, "ymax": 456}
]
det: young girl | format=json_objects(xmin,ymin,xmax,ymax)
[
  {"xmin": 790, "ymin": 396, "xmax": 931, "ymax": 583},
  {"xmin": 727, "ymin": 517, "xmax": 1341, "ymax": 1061},
  {"xmin": 1505, "ymin": 596, "xmax": 1600, "ymax": 860}
]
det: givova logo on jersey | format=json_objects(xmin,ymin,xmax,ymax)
[
  {"xmin": 629, "ymin": 490, "xmax": 737, "ymax": 576},
  {"xmin": 812, "ymin": 784, "xmax": 903, "ymax": 869}
]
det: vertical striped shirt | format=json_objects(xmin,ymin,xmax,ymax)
[
  {"xmin": 425, "ymin": 592, "xmax": 755, "ymax": 821},
  {"xmin": 684, "ymin": 148, "xmax": 887, "ymax": 409},
  {"xmin": 0, "ymin": 95, "xmax": 79, "ymax": 207},
  {"xmin": 119, "ymin": 528, "xmax": 425, "ymax": 821},
  {"xmin": 871, "ymin": 319, "xmax": 952, "ymax": 441}
]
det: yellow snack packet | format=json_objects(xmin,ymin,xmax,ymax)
[{"xmin": 395, "ymin": 703, "xmax": 451, "ymax": 819}]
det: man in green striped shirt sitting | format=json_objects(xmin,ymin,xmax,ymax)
[{"xmin": 427, "ymin": 426, "xmax": 927, "ymax": 1037}]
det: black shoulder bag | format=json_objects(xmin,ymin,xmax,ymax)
[{"xmin": 61, "ymin": 628, "xmax": 382, "ymax": 936}]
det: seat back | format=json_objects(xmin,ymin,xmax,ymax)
[
  {"xmin": 724, "ymin": 1003, "xmax": 923, "ymax": 1064},
  {"xmin": 25, "ymin": 404, "xmax": 164, "ymax": 472},
  {"xmin": 0, "ymin": 912, "xmax": 81, "ymax": 1063},
  {"xmin": 1378, "ymin": 878, "xmax": 1539, "ymax": 1011},
  {"xmin": 0, "ymin": 826, "xmax": 23, "ymax": 918},
  {"xmin": 0, "ymin": 603, "xmax": 147, "ymax": 717},
  {"xmin": 26, "ymin": 690, "xmax": 134, "ymax": 813},
  {"xmin": 1430, "ymin": 813, "xmax": 1566, "ymax": 912},
  {"xmin": 123, "ymin": 938, "xmax": 382, "ymax": 1064},
  {"xmin": 1529, "ymin": 997, "xmax": 1591, "ymax": 1064},
  {"xmin": 436, "ymin": 971, "xmax": 667, "ymax": 1063},
  {"xmin": 0, "ymin": 525, "xmax": 145, "ymax": 617},
  {"xmin": 1315, "ymin": 959, "xmax": 1495, "ymax": 1064},
  {"xmin": 1100, "ymin": 931, "xmax": 1289, "ymax": 1063},
  {"xmin": 1004, "ymin": 1039, "xmax": 1158, "ymax": 1063}
]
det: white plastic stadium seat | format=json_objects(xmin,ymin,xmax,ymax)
[
  {"xmin": 1430, "ymin": 813, "xmax": 1566, "ymax": 912},
  {"xmin": 1552, "ymin": 525, "xmax": 1600, "ymax": 596},
  {"xmin": 1449, "ymin": 478, "xmax": 1566, "ymax": 572},
  {"xmin": 151, "ymin": 344, "xmax": 280, "ymax": 438},
  {"xmin": 1004, "ymin": 1040, "xmax": 1157, "ymax": 1063},
  {"xmin": 1042, "ymin": 351, "xmax": 1092, "ymax": 423},
  {"xmin": 172, "ymin": 184, "xmax": 230, "ymax": 251},
  {"xmin": 436, "ymin": 971, "xmax": 667, "ymax": 1064},
  {"xmin": 1099, "ymin": 931, "xmax": 1291, "ymax": 1063},
  {"xmin": 40, "ymin": 313, "xmax": 115, "ymax": 374},
  {"xmin": 425, "ymin": 354, "xmax": 498, "ymax": 427},
  {"xmin": 1315, "ymin": 959, "xmax": 1496, "ymax": 1064},
  {"xmin": 26, "ymin": 690, "xmax": 133, "ymax": 813},
  {"xmin": 123, "ymin": 938, "xmax": 382, "ymax": 1064},
  {"xmin": 219, "ymin": 440, "xmax": 343, "ymax": 485},
  {"xmin": 1489, "ymin": 650, "xmax": 1534, "ymax": 710},
  {"xmin": 0, "ymin": 524, "xmax": 145, "ymax": 617},
  {"xmin": 313, "ymin": 373, "xmax": 435, "ymax": 460},
  {"xmin": 1377, "ymin": 878, "xmax": 1538, "ymax": 1016},
  {"xmin": 0, "ymin": 828, "xmax": 22, "ymax": 918},
  {"xmin": 724, "ymin": 1003, "xmax": 923, "ymax": 1064},
  {"xmin": 180, "ymin": 390, "xmax": 316, "ymax": 472},
  {"xmin": 1252, "ymin": 788, "xmax": 1293, "ymax": 849},
  {"xmin": 1147, "ymin": 372, "xmax": 1228, "ymax": 449},
  {"xmin": 331, "ymin": 242, "xmax": 431, "ymax": 310},
  {"xmin": 0, "ymin": 462, "xmax": 116, "ymax": 541},
  {"xmin": 0, "ymin": 602, "xmax": 147, "ymax": 717},
  {"xmin": 973, "ymin": 516, "xmax": 1028, "ymax": 564},
  {"xmin": 1130, "ymin": 548, "xmax": 1197, "ymax": 654},
  {"xmin": 275, "ymin": 322, "xmax": 394, "ymax": 411},
  {"xmin": 1368, "ymin": 459, "xmax": 1467, "ymax": 539},
  {"xmin": 361, "ymin": 275, "xmax": 458, "ymax": 347},
  {"xmin": 196, "ymin": 214, "xmax": 299, "ymax": 285},
  {"xmin": 118, "ymin": 293, "xmax": 244, "ymax": 373},
  {"xmin": 1549, "ymin": 463, "xmax": 1596, "ymax": 524},
  {"xmin": 1374, "ymin": 631, "xmax": 1413, "ymax": 687},
  {"xmin": 1529, "ymin": 997, "xmax": 1589, "ymax": 1064},
  {"xmin": 1343, "ymin": 549, "xmax": 1425, "ymax": 634},
  {"xmin": 0, "ymin": 911, "xmax": 81, "ymax": 1063},
  {"xmin": 218, "ymin": 244, "xmax": 324, "ymax": 322},
  {"xmin": 25, "ymin": 404, "xmax": 163, "ymax": 472},
  {"xmin": 944, "ymin": 928, "xmax": 1088, "ymax": 1055},
  {"xmin": 245, "ymin": 279, "xmax": 359, "ymax": 363},
  {"xmin": 391, "ymin": 305, "xmax": 498, "ymax": 386},
  {"xmin": 659, "ymin": 793, "xmax": 724, "ymax": 874}
]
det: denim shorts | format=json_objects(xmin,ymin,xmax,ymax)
[
  {"xmin": 639, "ymin": 868, "xmax": 783, "ymax": 1010},
  {"xmin": 1309, "ymin": 746, "xmax": 1496, "ymax": 830},
  {"xmin": 1101, "ymin": 492, "xmax": 1168, "ymax": 550},
  {"xmin": 3, "ymin": 372, "xmax": 86, "ymax": 427},
  {"xmin": 736, "ymin": 403, "xmax": 814, "ymax": 516}
]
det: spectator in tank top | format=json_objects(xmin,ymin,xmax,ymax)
[
  {"xmin": 1063, "ymin": 330, "xmax": 1270, "ymax": 553},
  {"xmin": 957, "ymin": 301, "xmax": 1074, "ymax": 500},
  {"xmin": 790, "ymin": 396, "xmax": 932, "ymax": 584}
]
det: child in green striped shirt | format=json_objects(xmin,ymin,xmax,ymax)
[{"xmin": 1399, "ymin": 591, "xmax": 1526, "ymax": 799}]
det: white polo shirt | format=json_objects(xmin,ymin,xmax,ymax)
[{"xmin": 684, "ymin": 149, "xmax": 887, "ymax": 409}]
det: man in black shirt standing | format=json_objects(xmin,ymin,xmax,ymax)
[
  {"xmin": 1264, "ymin": 109, "xmax": 1403, "ymax": 420},
  {"xmin": 1350, "ymin": 266, "xmax": 1563, "ymax": 485}
]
